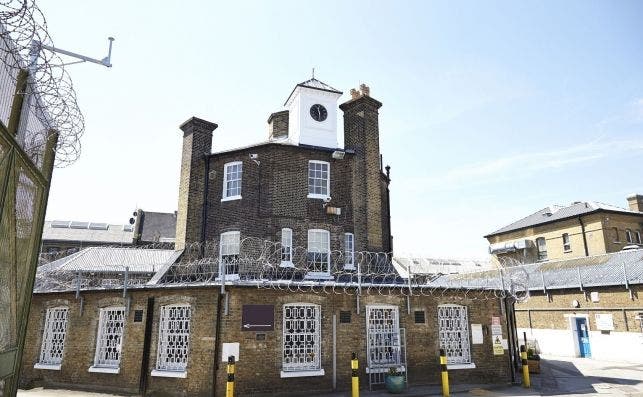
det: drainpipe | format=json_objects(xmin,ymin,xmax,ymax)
[
  {"xmin": 578, "ymin": 216, "xmax": 589, "ymax": 257},
  {"xmin": 212, "ymin": 292, "xmax": 225, "ymax": 397},
  {"xmin": 385, "ymin": 165, "xmax": 392, "ymax": 252}
]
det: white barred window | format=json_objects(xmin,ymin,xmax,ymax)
[
  {"xmin": 438, "ymin": 304, "xmax": 471, "ymax": 365},
  {"xmin": 307, "ymin": 229, "xmax": 330, "ymax": 277},
  {"xmin": 222, "ymin": 161, "xmax": 242, "ymax": 200},
  {"xmin": 91, "ymin": 307, "xmax": 125, "ymax": 370},
  {"xmin": 344, "ymin": 233, "xmax": 355, "ymax": 269},
  {"xmin": 155, "ymin": 305, "xmax": 191, "ymax": 374},
  {"xmin": 36, "ymin": 307, "xmax": 69, "ymax": 369},
  {"xmin": 281, "ymin": 303, "xmax": 322, "ymax": 377},
  {"xmin": 280, "ymin": 228, "xmax": 293, "ymax": 266}
]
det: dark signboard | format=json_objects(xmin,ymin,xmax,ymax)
[{"xmin": 241, "ymin": 305, "xmax": 274, "ymax": 331}]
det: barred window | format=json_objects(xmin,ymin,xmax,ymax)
[
  {"xmin": 222, "ymin": 161, "xmax": 242, "ymax": 200},
  {"xmin": 438, "ymin": 304, "xmax": 471, "ymax": 365},
  {"xmin": 220, "ymin": 231, "xmax": 240, "ymax": 277},
  {"xmin": 366, "ymin": 305, "xmax": 402, "ymax": 367},
  {"xmin": 282, "ymin": 303, "xmax": 322, "ymax": 374},
  {"xmin": 281, "ymin": 228, "xmax": 293, "ymax": 266},
  {"xmin": 307, "ymin": 229, "xmax": 330, "ymax": 276},
  {"xmin": 37, "ymin": 307, "xmax": 69, "ymax": 367},
  {"xmin": 155, "ymin": 304, "xmax": 191, "ymax": 373},
  {"xmin": 307, "ymin": 161, "xmax": 330, "ymax": 199},
  {"xmin": 636, "ymin": 231, "xmax": 642, "ymax": 244},
  {"xmin": 92, "ymin": 307, "xmax": 125, "ymax": 369},
  {"xmin": 562, "ymin": 233, "xmax": 571, "ymax": 252},
  {"xmin": 536, "ymin": 237, "xmax": 547, "ymax": 261},
  {"xmin": 626, "ymin": 229, "xmax": 633, "ymax": 244},
  {"xmin": 344, "ymin": 233, "xmax": 355, "ymax": 269}
]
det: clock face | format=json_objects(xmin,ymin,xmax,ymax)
[{"xmin": 309, "ymin": 104, "xmax": 328, "ymax": 122}]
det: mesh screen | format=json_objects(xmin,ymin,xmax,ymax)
[{"xmin": 0, "ymin": 142, "xmax": 16, "ymax": 353}]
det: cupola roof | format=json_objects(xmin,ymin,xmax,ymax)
[{"xmin": 284, "ymin": 77, "xmax": 342, "ymax": 105}]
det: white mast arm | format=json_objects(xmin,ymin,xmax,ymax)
[{"xmin": 39, "ymin": 37, "xmax": 114, "ymax": 68}]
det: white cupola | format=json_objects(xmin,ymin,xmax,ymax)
[{"xmin": 283, "ymin": 78, "xmax": 342, "ymax": 149}]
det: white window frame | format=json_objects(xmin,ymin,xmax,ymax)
[
  {"xmin": 221, "ymin": 161, "xmax": 242, "ymax": 201},
  {"xmin": 307, "ymin": 160, "xmax": 330, "ymax": 199},
  {"xmin": 280, "ymin": 228, "xmax": 293, "ymax": 268},
  {"xmin": 536, "ymin": 237, "xmax": 548, "ymax": 261},
  {"xmin": 306, "ymin": 229, "xmax": 331, "ymax": 279},
  {"xmin": 152, "ymin": 304, "xmax": 191, "ymax": 378},
  {"xmin": 281, "ymin": 303, "xmax": 324, "ymax": 378},
  {"xmin": 438, "ymin": 304, "xmax": 474, "ymax": 368},
  {"xmin": 89, "ymin": 306, "xmax": 126, "ymax": 373},
  {"xmin": 219, "ymin": 231, "xmax": 240, "ymax": 280},
  {"xmin": 562, "ymin": 233, "xmax": 571, "ymax": 252},
  {"xmin": 344, "ymin": 233, "xmax": 355, "ymax": 270},
  {"xmin": 34, "ymin": 306, "xmax": 69, "ymax": 370}
]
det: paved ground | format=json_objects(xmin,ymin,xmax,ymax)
[{"xmin": 17, "ymin": 355, "xmax": 643, "ymax": 396}]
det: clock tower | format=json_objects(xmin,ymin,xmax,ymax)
[{"xmin": 283, "ymin": 78, "xmax": 343, "ymax": 149}]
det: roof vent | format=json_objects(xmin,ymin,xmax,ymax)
[
  {"xmin": 88, "ymin": 222, "xmax": 109, "ymax": 230},
  {"xmin": 51, "ymin": 220, "xmax": 71, "ymax": 228},
  {"xmin": 69, "ymin": 221, "xmax": 90, "ymax": 229}
]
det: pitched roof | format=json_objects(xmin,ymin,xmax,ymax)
[
  {"xmin": 485, "ymin": 201, "xmax": 642, "ymax": 237},
  {"xmin": 138, "ymin": 211, "xmax": 177, "ymax": 243},
  {"xmin": 42, "ymin": 220, "xmax": 134, "ymax": 244},
  {"xmin": 284, "ymin": 77, "xmax": 343, "ymax": 106},
  {"xmin": 392, "ymin": 257, "xmax": 491, "ymax": 278}
]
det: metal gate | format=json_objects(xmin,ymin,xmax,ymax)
[{"xmin": 365, "ymin": 305, "xmax": 407, "ymax": 390}]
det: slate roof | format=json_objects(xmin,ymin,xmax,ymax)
[
  {"xmin": 42, "ymin": 220, "xmax": 134, "ymax": 244},
  {"xmin": 284, "ymin": 77, "xmax": 343, "ymax": 106},
  {"xmin": 392, "ymin": 257, "xmax": 491, "ymax": 278},
  {"xmin": 38, "ymin": 246, "xmax": 180, "ymax": 274},
  {"xmin": 485, "ymin": 201, "xmax": 643, "ymax": 237},
  {"xmin": 138, "ymin": 211, "xmax": 177, "ymax": 243}
]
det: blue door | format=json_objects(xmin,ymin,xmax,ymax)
[{"xmin": 575, "ymin": 318, "xmax": 591, "ymax": 358}]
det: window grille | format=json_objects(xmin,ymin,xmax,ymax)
[
  {"xmin": 636, "ymin": 231, "xmax": 642, "ymax": 244},
  {"xmin": 281, "ymin": 228, "xmax": 292, "ymax": 265},
  {"xmin": 438, "ymin": 304, "xmax": 471, "ymax": 365},
  {"xmin": 220, "ymin": 231, "xmax": 240, "ymax": 276},
  {"xmin": 626, "ymin": 229, "xmax": 633, "ymax": 244},
  {"xmin": 562, "ymin": 233, "xmax": 571, "ymax": 251},
  {"xmin": 307, "ymin": 161, "xmax": 329, "ymax": 198},
  {"xmin": 93, "ymin": 307, "xmax": 125, "ymax": 368},
  {"xmin": 282, "ymin": 303, "xmax": 321, "ymax": 372},
  {"xmin": 366, "ymin": 305, "xmax": 401, "ymax": 367},
  {"xmin": 38, "ymin": 307, "xmax": 69, "ymax": 365},
  {"xmin": 536, "ymin": 237, "xmax": 547, "ymax": 261},
  {"xmin": 344, "ymin": 233, "xmax": 355, "ymax": 269},
  {"xmin": 222, "ymin": 161, "xmax": 242, "ymax": 199},
  {"xmin": 155, "ymin": 304, "xmax": 191, "ymax": 372},
  {"xmin": 307, "ymin": 229, "xmax": 330, "ymax": 275}
]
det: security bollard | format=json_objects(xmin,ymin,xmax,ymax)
[
  {"xmin": 351, "ymin": 352, "xmax": 359, "ymax": 397},
  {"xmin": 440, "ymin": 348, "xmax": 449, "ymax": 397},
  {"xmin": 226, "ymin": 355, "xmax": 235, "ymax": 397},
  {"xmin": 520, "ymin": 345, "xmax": 530, "ymax": 388}
]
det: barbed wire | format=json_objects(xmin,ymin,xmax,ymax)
[
  {"xmin": 1, "ymin": 0, "xmax": 84, "ymax": 166},
  {"xmin": 35, "ymin": 238, "xmax": 531, "ymax": 301}
]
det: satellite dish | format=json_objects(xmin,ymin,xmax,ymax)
[
  {"xmin": 132, "ymin": 211, "xmax": 137, "ymax": 217},
  {"xmin": 129, "ymin": 217, "xmax": 135, "ymax": 225}
]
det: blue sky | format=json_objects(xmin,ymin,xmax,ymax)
[{"xmin": 39, "ymin": 0, "xmax": 643, "ymax": 258}]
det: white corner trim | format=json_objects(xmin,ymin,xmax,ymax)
[
  {"xmin": 280, "ymin": 369, "xmax": 325, "ymax": 378},
  {"xmin": 88, "ymin": 366, "xmax": 120, "ymax": 374},
  {"xmin": 151, "ymin": 369, "xmax": 187, "ymax": 378},
  {"xmin": 34, "ymin": 363, "xmax": 61, "ymax": 371},
  {"xmin": 447, "ymin": 363, "xmax": 476, "ymax": 370},
  {"xmin": 221, "ymin": 195, "xmax": 242, "ymax": 202}
]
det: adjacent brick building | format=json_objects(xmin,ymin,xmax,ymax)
[{"xmin": 20, "ymin": 78, "xmax": 516, "ymax": 396}]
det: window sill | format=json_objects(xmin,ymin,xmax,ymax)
[
  {"xmin": 366, "ymin": 366, "xmax": 405, "ymax": 374},
  {"xmin": 447, "ymin": 363, "xmax": 476, "ymax": 370},
  {"xmin": 304, "ymin": 273, "xmax": 333, "ymax": 280},
  {"xmin": 280, "ymin": 369, "xmax": 325, "ymax": 378},
  {"xmin": 221, "ymin": 195, "xmax": 242, "ymax": 202},
  {"xmin": 34, "ymin": 363, "xmax": 61, "ymax": 371},
  {"xmin": 151, "ymin": 369, "xmax": 187, "ymax": 378},
  {"xmin": 343, "ymin": 265, "xmax": 356, "ymax": 271},
  {"xmin": 564, "ymin": 249, "xmax": 572, "ymax": 253},
  {"xmin": 280, "ymin": 262, "xmax": 295, "ymax": 268},
  {"xmin": 215, "ymin": 274, "xmax": 240, "ymax": 282},
  {"xmin": 307, "ymin": 194, "xmax": 330, "ymax": 200},
  {"xmin": 88, "ymin": 366, "xmax": 120, "ymax": 374}
]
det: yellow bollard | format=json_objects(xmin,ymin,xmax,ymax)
[
  {"xmin": 351, "ymin": 352, "xmax": 359, "ymax": 397},
  {"xmin": 440, "ymin": 348, "xmax": 450, "ymax": 397},
  {"xmin": 226, "ymin": 355, "xmax": 235, "ymax": 397},
  {"xmin": 520, "ymin": 345, "xmax": 531, "ymax": 388}
]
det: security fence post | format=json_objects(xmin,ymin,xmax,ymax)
[
  {"xmin": 226, "ymin": 355, "xmax": 235, "ymax": 397},
  {"xmin": 440, "ymin": 348, "xmax": 449, "ymax": 397},
  {"xmin": 351, "ymin": 352, "xmax": 359, "ymax": 397},
  {"xmin": 520, "ymin": 345, "xmax": 530, "ymax": 388}
]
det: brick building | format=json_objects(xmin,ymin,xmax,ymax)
[
  {"xmin": 485, "ymin": 197, "xmax": 643, "ymax": 266},
  {"xmin": 20, "ymin": 78, "xmax": 517, "ymax": 396}
]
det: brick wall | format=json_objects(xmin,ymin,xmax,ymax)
[{"xmin": 21, "ymin": 287, "xmax": 512, "ymax": 396}]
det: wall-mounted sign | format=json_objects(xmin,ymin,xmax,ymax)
[
  {"xmin": 595, "ymin": 313, "xmax": 614, "ymax": 331},
  {"xmin": 493, "ymin": 336, "xmax": 504, "ymax": 355},
  {"xmin": 222, "ymin": 342, "xmax": 240, "ymax": 362},
  {"xmin": 491, "ymin": 316, "xmax": 502, "ymax": 336},
  {"xmin": 471, "ymin": 324, "xmax": 483, "ymax": 344},
  {"xmin": 241, "ymin": 304, "xmax": 274, "ymax": 331}
]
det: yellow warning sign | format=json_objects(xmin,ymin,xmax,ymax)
[{"xmin": 493, "ymin": 336, "xmax": 504, "ymax": 355}]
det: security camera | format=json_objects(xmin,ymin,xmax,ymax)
[
  {"xmin": 324, "ymin": 197, "xmax": 332, "ymax": 203},
  {"xmin": 250, "ymin": 154, "xmax": 258, "ymax": 160}
]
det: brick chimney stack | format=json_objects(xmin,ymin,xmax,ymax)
[
  {"xmin": 175, "ymin": 117, "xmax": 218, "ymax": 250},
  {"xmin": 340, "ymin": 84, "xmax": 389, "ymax": 252},
  {"xmin": 626, "ymin": 194, "xmax": 643, "ymax": 213}
]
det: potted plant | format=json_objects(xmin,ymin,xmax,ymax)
[
  {"xmin": 526, "ymin": 348, "xmax": 540, "ymax": 374},
  {"xmin": 385, "ymin": 367, "xmax": 406, "ymax": 393}
]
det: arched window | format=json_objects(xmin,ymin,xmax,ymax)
[
  {"xmin": 536, "ymin": 237, "xmax": 548, "ymax": 261},
  {"xmin": 625, "ymin": 229, "xmax": 633, "ymax": 244},
  {"xmin": 562, "ymin": 233, "xmax": 571, "ymax": 252},
  {"xmin": 636, "ymin": 230, "xmax": 642, "ymax": 244}
]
